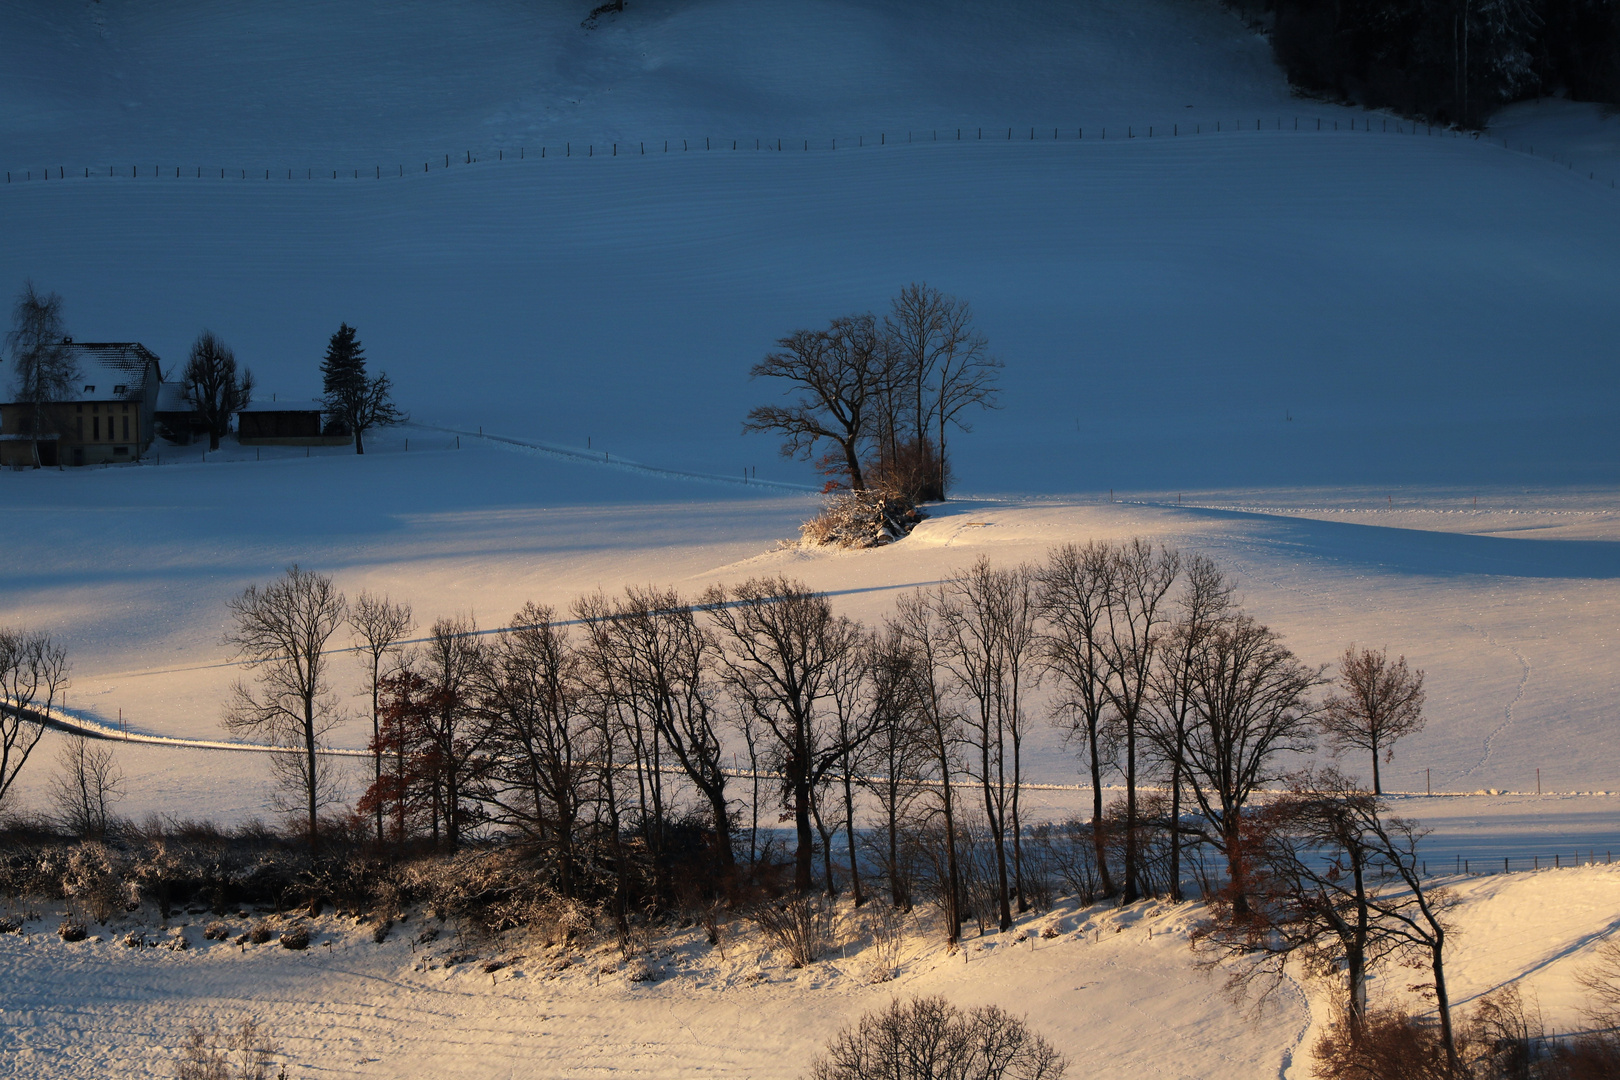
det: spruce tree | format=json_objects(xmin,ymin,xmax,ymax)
[
  {"xmin": 320, "ymin": 322, "xmax": 404, "ymax": 454},
  {"xmin": 321, "ymin": 323, "xmax": 366, "ymax": 405}
]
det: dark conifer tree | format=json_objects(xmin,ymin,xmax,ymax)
[{"xmin": 320, "ymin": 323, "xmax": 403, "ymax": 454}]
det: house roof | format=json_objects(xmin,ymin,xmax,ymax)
[{"xmin": 62, "ymin": 342, "xmax": 161, "ymax": 403}]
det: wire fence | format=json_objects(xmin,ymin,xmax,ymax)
[
  {"xmin": 5, "ymin": 114, "xmax": 1616, "ymax": 192},
  {"xmin": 1432, "ymin": 849, "xmax": 1616, "ymax": 877}
]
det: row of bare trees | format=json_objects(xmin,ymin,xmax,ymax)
[
  {"xmin": 219, "ymin": 549, "xmax": 1426, "ymax": 942},
  {"xmin": 744, "ymin": 283, "xmax": 1002, "ymax": 500}
]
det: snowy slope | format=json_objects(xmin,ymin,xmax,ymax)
[
  {"xmin": 1, "ymin": 0, "xmax": 1300, "ymax": 162},
  {"xmin": 2, "ymin": 866, "xmax": 1616, "ymax": 1079}
]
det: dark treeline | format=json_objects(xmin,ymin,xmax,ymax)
[{"xmin": 1241, "ymin": 0, "xmax": 1620, "ymax": 127}]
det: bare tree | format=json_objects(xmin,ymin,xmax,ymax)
[
  {"xmin": 933, "ymin": 558, "xmax": 1036, "ymax": 929},
  {"xmin": 861, "ymin": 622, "xmax": 934, "ymax": 910},
  {"xmin": 1179, "ymin": 612, "xmax": 1323, "ymax": 916},
  {"xmin": 478, "ymin": 602, "xmax": 596, "ymax": 897},
  {"xmin": 1036, "ymin": 541, "xmax": 1118, "ymax": 898},
  {"xmin": 889, "ymin": 590, "xmax": 966, "ymax": 943},
  {"xmin": 880, "ymin": 284, "xmax": 1001, "ymax": 500},
  {"xmin": 1098, "ymin": 539, "xmax": 1180, "ymax": 902},
  {"xmin": 744, "ymin": 314, "xmax": 890, "ymax": 491},
  {"xmin": 418, "ymin": 616, "xmax": 486, "ymax": 850},
  {"xmin": 705, "ymin": 577, "xmax": 863, "ymax": 893},
  {"xmin": 182, "ymin": 330, "xmax": 254, "ymax": 452},
  {"xmin": 0, "ymin": 628, "xmax": 70, "ymax": 809},
  {"xmin": 349, "ymin": 592, "xmax": 413, "ymax": 844},
  {"xmin": 1145, "ymin": 553, "xmax": 1234, "ymax": 901},
  {"xmin": 1196, "ymin": 770, "xmax": 1394, "ymax": 1029},
  {"xmin": 1320, "ymin": 646, "xmax": 1426, "ymax": 796},
  {"xmin": 600, "ymin": 586, "xmax": 736, "ymax": 877},
  {"xmin": 49, "ymin": 733, "xmax": 124, "ymax": 837},
  {"xmin": 926, "ymin": 295, "xmax": 1000, "ymax": 500},
  {"xmin": 223, "ymin": 566, "xmax": 348, "ymax": 848},
  {"xmin": 3, "ymin": 282, "xmax": 78, "ymax": 468}
]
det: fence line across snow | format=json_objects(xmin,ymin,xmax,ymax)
[{"xmin": 5, "ymin": 114, "xmax": 1615, "ymax": 193}]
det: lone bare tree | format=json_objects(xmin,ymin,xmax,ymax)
[
  {"xmin": 223, "ymin": 566, "xmax": 348, "ymax": 848},
  {"xmin": 744, "ymin": 314, "xmax": 890, "ymax": 491},
  {"xmin": 349, "ymin": 592, "xmax": 413, "ymax": 844},
  {"xmin": 49, "ymin": 733, "xmax": 125, "ymax": 837},
  {"xmin": 0, "ymin": 628, "xmax": 70, "ymax": 809},
  {"xmin": 182, "ymin": 330, "xmax": 254, "ymax": 451},
  {"xmin": 3, "ymin": 282, "xmax": 78, "ymax": 468},
  {"xmin": 1320, "ymin": 646, "xmax": 1426, "ymax": 796}
]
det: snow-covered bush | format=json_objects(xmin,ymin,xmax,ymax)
[
  {"xmin": 0, "ymin": 914, "xmax": 20, "ymax": 934},
  {"xmin": 800, "ymin": 489, "xmax": 924, "ymax": 549},
  {"xmin": 62, "ymin": 841, "xmax": 127, "ymax": 923},
  {"xmin": 278, "ymin": 926, "xmax": 310, "ymax": 950},
  {"xmin": 246, "ymin": 923, "xmax": 273, "ymax": 945},
  {"xmin": 625, "ymin": 957, "xmax": 656, "ymax": 983},
  {"xmin": 57, "ymin": 918, "xmax": 87, "ymax": 942},
  {"xmin": 203, "ymin": 921, "xmax": 231, "ymax": 941}
]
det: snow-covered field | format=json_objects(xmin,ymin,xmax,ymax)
[{"xmin": 2, "ymin": 0, "xmax": 1618, "ymax": 1076}]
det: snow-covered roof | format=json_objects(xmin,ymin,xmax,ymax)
[
  {"xmin": 154, "ymin": 381, "xmax": 190, "ymax": 412},
  {"xmin": 60, "ymin": 343, "xmax": 161, "ymax": 403},
  {"xmin": 239, "ymin": 398, "xmax": 325, "ymax": 414}
]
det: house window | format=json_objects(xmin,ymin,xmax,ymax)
[
  {"xmin": 76, "ymin": 417, "xmax": 83, "ymax": 437},
  {"xmin": 113, "ymin": 446, "xmax": 129, "ymax": 456},
  {"xmin": 123, "ymin": 416, "xmax": 130, "ymax": 439},
  {"xmin": 93, "ymin": 416, "xmax": 100, "ymax": 440},
  {"xmin": 83, "ymin": 385, "xmax": 95, "ymax": 394},
  {"xmin": 113, "ymin": 385, "xmax": 127, "ymax": 395}
]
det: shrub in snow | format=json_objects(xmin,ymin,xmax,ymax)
[
  {"xmin": 800, "ymin": 489, "xmax": 924, "ymax": 549},
  {"xmin": 1311, "ymin": 1009, "xmax": 1453, "ymax": 1080},
  {"xmin": 481, "ymin": 958, "xmax": 507, "ymax": 974},
  {"xmin": 247, "ymin": 923, "xmax": 272, "ymax": 945},
  {"xmin": 748, "ymin": 895, "xmax": 834, "ymax": 969},
  {"xmin": 625, "ymin": 957, "xmax": 656, "ymax": 983},
  {"xmin": 278, "ymin": 927, "xmax": 310, "ymax": 951},
  {"xmin": 177, "ymin": 1018, "xmax": 281, "ymax": 1080},
  {"xmin": 57, "ymin": 918, "xmax": 87, "ymax": 942},
  {"xmin": 62, "ymin": 841, "xmax": 125, "ymax": 923},
  {"xmin": 1040, "ymin": 922, "xmax": 1062, "ymax": 940},
  {"xmin": 203, "ymin": 921, "xmax": 231, "ymax": 941},
  {"xmin": 123, "ymin": 931, "xmax": 146, "ymax": 948},
  {"xmin": 0, "ymin": 915, "xmax": 20, "ymax": 934},
  {"xmin": 808, "ymin": 996, "xmax": 1067, "ymax": 1080},
  {"xmin": 371, "ymin": 919, "xmax": 392, "ymax": 944}
]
